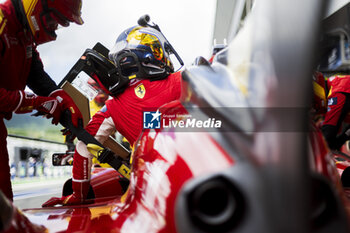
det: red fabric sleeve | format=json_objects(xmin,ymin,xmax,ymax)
[{"xmin": 323, "ymin": 92, "xmax": 347, "ymax": 126}]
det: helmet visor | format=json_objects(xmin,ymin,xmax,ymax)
[{"xmin": 109, "ymin": 27, "xmax": 164, "ymax": 63}]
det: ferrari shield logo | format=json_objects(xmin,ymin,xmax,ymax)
[{"xmin": 135, "ymin": 84, "xmax": 146, "ymax": 99}]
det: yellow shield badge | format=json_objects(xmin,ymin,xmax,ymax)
[{"xmin": 134, "ymin": 84, "xmax": 146, "ymax": 99}]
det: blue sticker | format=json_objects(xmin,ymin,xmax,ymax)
[
  {"xmin": 328, "ymin": 97, "xmax": 337, "ymax": 106},
  {"xmin": 100, "ymin": 105, "xmax": 107, "ymax": 113}
]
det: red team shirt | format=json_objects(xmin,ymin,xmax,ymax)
[
  {"xmin": 0, "ymin": 1, "xmax": 58, "ymax": 116},
  {"xmin": 0, "ymin": 1, "xmax": 32, "ymax": 114},
  {"xmin": 323, "ymin": 75, "xmax": 350, "ymax": 126},
  {"xmin": 0, "ymin": 1, "xmax": 59, "ymax": 200},
  {"xmin": 85, "ymin": 72, "xmax": 182, "ymax": 146}
]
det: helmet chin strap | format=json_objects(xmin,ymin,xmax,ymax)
[
  {"xmin": 39, "ymin": 10, "xmax": 57, "ymax": 39},
  {"xmin": 115, "ymin": 50, "xmax": 169, "ymax": 81},
  {"xmin": 115, "ymin": 51, "xmax": 146, "ymax": 79},
  {"xmin": 41, "ymin": 0, "xmax": 49, "ymax": 13},
  {"xmin": 13, "ymin": 0, "xmax": 57, "ymax": 43},
  {"xmin": 39, "ymin": 0, "xmax": 56, "ymax": 37}
]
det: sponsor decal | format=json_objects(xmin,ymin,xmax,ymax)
[
  {"xmin": 30, "ymin": 16, "xmax": 39, "ymax": 31},
  {"xmin": 135, "ymin": 84, "xmax": 146, "ymax": 99},
  {"xmin": 26, "ymin": 45, "xmax": 32, "ymax": 58},
  {"xmin": 328, "ymin": 97, "xmax": 337, "ymax": 106}
]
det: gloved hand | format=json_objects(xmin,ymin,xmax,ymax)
[
  {"xmin": 49, "ymin": 89, "xmax": 83, "ymax": 128},
  {"xmin": 14, "ymin": 91, "xmax": 61, "ymax": 122}
]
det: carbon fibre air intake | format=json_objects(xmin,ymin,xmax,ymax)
[{"xmin": 177, "ymin": 175, "xmax": 244, "ymax": 233}]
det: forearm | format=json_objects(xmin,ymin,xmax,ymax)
[{"xmin": 26, "ymin": 49, "xmax": 59, "ymax": 96}]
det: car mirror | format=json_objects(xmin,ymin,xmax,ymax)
[{"xmin": 52, "ymin": 152, "xmax": 74, "ymax": 166}]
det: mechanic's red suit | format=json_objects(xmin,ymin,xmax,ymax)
[
  {"xmin": 0, "ymin": 2, "xmax": 56, "ymax": 200},
  {"xmin": 42, "ymin": 72, "xmax": 182, "ymax": 206},
  {"xmin": 0, "ymin": 1, "xmax": 81, "ymax": 201},
  {"xmin": 322, "ymin": 75, "xmax": 350, "ymax": 150}
]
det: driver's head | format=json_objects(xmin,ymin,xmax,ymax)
[
  {"xmin": 20, "ymin": 0, "xmax": 83, "ymax": 44},
  {"xmin": 109, "ymin": 26, "xmax": 174, "ymax": 80}
]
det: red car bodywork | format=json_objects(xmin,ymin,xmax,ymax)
[
  {"xmin": 4, "ymin": 102, "xmax": 234, "ymax": 232},
  {"xmin": 3, "ymin": 102, "xmax": 350, "ymax": 233}
]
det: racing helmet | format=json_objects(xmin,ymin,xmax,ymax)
[
  {"xmin": 108, "ymin": 26, "xmax": 174, "ymax": 80},
  {"xmin": 20, "ymin": 0, "xmax": 83, "ymax": 44}
]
